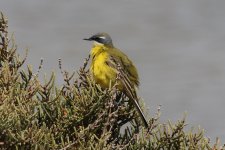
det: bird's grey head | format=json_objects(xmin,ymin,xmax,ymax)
[{"xmin": 84, "ymin": 32, "xmax": 113, "ymax": 47}]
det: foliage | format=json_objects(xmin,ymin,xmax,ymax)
[{"xmin": 0, "ymin": 12, "xmax": 224, "ymax": 150}]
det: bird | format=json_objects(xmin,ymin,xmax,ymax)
[{"xmin": 84, "ymin": 32, "xmax": 148, "ymax": 128}]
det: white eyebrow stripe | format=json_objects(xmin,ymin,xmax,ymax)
[{"xmin": 99, "ymin": 36, "xmax": 106, "ymax": 39}]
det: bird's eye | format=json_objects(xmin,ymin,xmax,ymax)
[
  {"xmin": 94, "ymin": 37, "xmax": 104, "ymax": 43},
  {"xmin": 94, "ymin": 37, "xmax": 100, "ymax": 40}
]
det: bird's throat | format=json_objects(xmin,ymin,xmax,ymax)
[{"xmin": 90, "ymin": 44, "xmax": 105, "ymax": 59}]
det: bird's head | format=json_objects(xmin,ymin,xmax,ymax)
[{"xmin": 84, "ymin": 32, "xmax": 113, "ymax": 47}]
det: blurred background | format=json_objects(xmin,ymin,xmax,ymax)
[{"xmin": 1, "ymin": 0, "xmax": 225, "ymax": 142}]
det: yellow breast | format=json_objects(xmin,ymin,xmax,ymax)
[{"xmin": 90, "ymin": 45, "xmax": 118, "ymax": 89}]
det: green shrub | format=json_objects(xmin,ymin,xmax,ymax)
[{"xmin": 0, "ymin": 12, "xmax": 224, "ymax": 150}]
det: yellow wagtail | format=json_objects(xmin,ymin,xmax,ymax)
[{"xmin": 84, "ymin": 32, "xmax": 148, "ymax": 127}]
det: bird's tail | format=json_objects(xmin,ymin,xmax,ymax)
[{"xmin": 118, "ymin": 71, "xmax": 149, "ymax": 128}]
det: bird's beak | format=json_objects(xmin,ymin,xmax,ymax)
[{"xmin": 83, "ymin": 37, "xmax": 92, "ymax": 41}]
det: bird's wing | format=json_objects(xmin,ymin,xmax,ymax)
[
  {"xmin": 108, "ymin": 48, "xmax": 139, "ymax": 86},
  {"xmin": 105, "ymin": 49, "xmax": 148, "ymax": 128}
]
